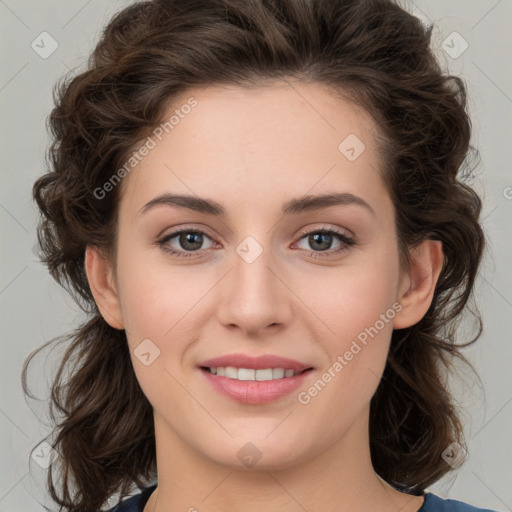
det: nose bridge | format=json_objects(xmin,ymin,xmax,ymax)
[
  {"xmin": 216, "ymin": 232, "xmax": 292, "ymax": 332},
  {"xmin": 235, "ymin": 234, "xmax": 276, "ymax": 295}
]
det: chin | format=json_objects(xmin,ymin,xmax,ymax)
[{"xmin": 201, "ymin": 433, "xmax": 312, "ymax": 472}]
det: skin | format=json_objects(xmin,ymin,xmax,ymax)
[{"xmin": 85, "ymin": 81, "xmax": 443, "ymax": 512}]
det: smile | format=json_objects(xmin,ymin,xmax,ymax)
[
  {"xmin": 200, "ymin": 366, "xmax": 314, "ymax": 404},
  {"xmin": 202, "ymin": 366, "xmax": 310, "ymax": 381}
]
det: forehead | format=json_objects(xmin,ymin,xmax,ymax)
[{"xmin": 118, "ymin": 81, "xmax": 388, "ymax": 218}]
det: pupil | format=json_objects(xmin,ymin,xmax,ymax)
[
  {"xmin": 310, "ymin": 233, "xmax": 332, "ymax": 251},
  {"xmin": 178, "ymin": 232, "xmax": 333, "ymax": 252},
  {"xmin": 181, "ymin": 232, "xmax": 202, "ymax": 250}
]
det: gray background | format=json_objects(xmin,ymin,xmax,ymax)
[{"xmin": 1, "ymin": 0, "xmax": 511, "ymax": 510}]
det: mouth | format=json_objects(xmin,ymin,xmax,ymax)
[
  {"xmin": 197, "ymin": 354, "xmax": 315, "ymax": 404},
  {"xmin": 200, "ymin": 366, "xmax": 313, "ymax": 381}
]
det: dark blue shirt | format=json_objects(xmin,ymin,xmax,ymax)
[{"xmin": 106, "ymin": 484, "xmax": 500, "ymax": 512}]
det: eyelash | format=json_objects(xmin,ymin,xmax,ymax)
[{"xmin": 156, "ymin": 227, "xmax": 356, "ymax": 260}]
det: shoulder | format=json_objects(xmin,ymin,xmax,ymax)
[
  {"xmin": 421, "ymin": 492, "xmax": 501, "ymax": 512},
  {"xmin": 105, "ymin": 484, "xmax": 157, "ymax": 512}
]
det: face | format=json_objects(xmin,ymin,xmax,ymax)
[{"xmin": 94, "ymin": 81, "xmax": 411, "ymax": 470}]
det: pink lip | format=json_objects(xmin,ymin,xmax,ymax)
[
  {"xmin": 198, "ymin": 353, "xmax": 314, "ymax": 405},
  {"xmin": 200, "ymin": 368, "xmax": 314, "ymax": 405},
  {"xmin": 199, "ymin": 353, "xmax": 313, "ymax": 373}
]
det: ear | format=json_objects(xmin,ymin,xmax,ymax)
[
  {"xmin": 393, "ymin": 239, "xmax": 444, "ymax": 329},
  {"xmin": 84, "ymin": 245, "xmax": 124, "ymax": 330}
]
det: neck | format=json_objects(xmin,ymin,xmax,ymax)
[{"xmin": 145, "ymin": 408, "xmax": 425, "ymax": 512}]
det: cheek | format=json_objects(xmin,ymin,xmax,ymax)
[
  {"xmin": 117, "ymin": 228, "xmax": 400, "ymax": 346},
  {"xmin": 297, "ymin": 279, "xmax": 397, "ymax": 432},
  {"xmin": 115, "ymin": 235, "xmax": 200, "ymax": 340},
  {"xmin": 305, "ymin": 251, "xmax": 399, "ymax": 346},
  {"xmin": 299, "ymin": 249, "xmax": 399, "ymax": 401},
  {"xmin": 116, "ymin": 258, "xmax": 195, "ymax": 405}
]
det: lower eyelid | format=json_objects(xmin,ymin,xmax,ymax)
[
  {"xmin": 158, "ymin": 228, "xmax": 355, "ymax": 257},
  {"xmin": 159, "ymin": 230, "xmax": 216, "ymax": 251},
  {"xmin": 294, "ymin": 235, "xmax": 355, "ymax": 257}
]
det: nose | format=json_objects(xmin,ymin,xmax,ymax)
[{"xmin": 215, "ymin": 236, "xmax": 294, "ymax": 336}]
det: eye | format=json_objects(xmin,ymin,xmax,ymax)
[
  {"xmin": 156, "ymin": 226, "xmax": 356, "ymax": 259},
  {"xmin": 294, "ymin": 228, "xmax": 355, "ymax": 259},
  {"xmin": 157, "ymin": 229, "xmax": 215, "ymax": 258}
]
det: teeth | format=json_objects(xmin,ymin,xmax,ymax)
[
  {"xmin": 207, "ymin": 366, "xmax": 302, "ymax": 381},
  {"xmin": 225, "ymin": 366, "xmax": 238, "ymax": 379},
  {"xmin": 272, "ymin": 368, "xmax": 285, "ymax": 379}
]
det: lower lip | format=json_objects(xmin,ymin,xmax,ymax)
[{"xmin": 200, "ymin": 368, "xmax": 314, "ymax": 405}]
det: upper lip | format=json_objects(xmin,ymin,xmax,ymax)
[{"xmin": 199, "ymin": 353, "xmax": 313, "ymax": 372}]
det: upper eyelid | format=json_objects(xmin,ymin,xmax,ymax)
[
  {"xmin": 296, "ymin": 224, "xmax": 354, "ymax": 240},
  {"xmin": 157, "ymin": 227, "xmax": 355, "ymax": 261},
  {"xmin": 159, "ymin": 225, "xmax": 354, "ymax": 247}
]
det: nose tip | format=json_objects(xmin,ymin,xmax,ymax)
[{"xmin": 215, "ymin": 244, "xmax": 293, "ymax": 334}]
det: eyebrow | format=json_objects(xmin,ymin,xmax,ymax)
[{"xmin": 139, "ymin": 192, "xmax": 375, "ymax": 217}]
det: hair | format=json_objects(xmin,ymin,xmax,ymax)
[{"xmin": 23, "ymin": 0, "xmax": 485, "ymax": 510}]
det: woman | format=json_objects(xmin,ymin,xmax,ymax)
[{"xmin": 23, "ymin": 0, "xmax": 497, "ymax": 511}]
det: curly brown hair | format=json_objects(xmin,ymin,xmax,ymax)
[{"xmin": 22, "ymin": 0, "xmax": 485, "ymax": 510}]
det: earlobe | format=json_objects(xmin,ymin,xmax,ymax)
[
  {"xmin": 84, "ymin": 245, "xmax": 125, "ymax": 330},
  {"xmin": 393, "ymin": 239, "xmax": 444, "ymax": 329}
]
